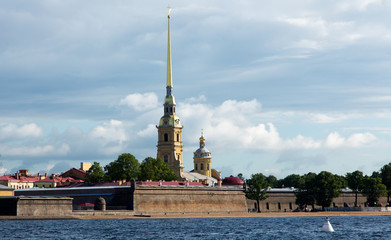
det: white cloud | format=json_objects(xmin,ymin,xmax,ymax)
[
  {"xmin": 0, "ymin": 168, "xmax": 8, "ymax": 175},
  {"xmin": 120, "ymin": 92, "xmax": 159, "ymax": 111},
  {"xmin": 179, "ymin": 99, "xmax": 378, "ymax": 152},
  {"xmin": 137, "ymin": 124, "xmax": 156, "ymax": 137},
  {"xmin": 89, "ymin": 120, "xmax": 128, "ymax": 153},
  {"xmin": 185, "ymin": 95, "xmax": 207, "ymax": 103},
  {"xmin": 325, "ymin": 131, "xmax": 376, "ymax": 148},
  {"xmin": 0, "ymin": 123, "xmax": 43, "ymax": 140},
  {"xmin": 336, "ymin": 0, "xmax": 382, "ymax": 12},
  {"xmin": 1, "ymin": 144, "xmax": 70, "ymax": 157},
  {"xmin": 358, "ymin": 96, "xmax": 391, "ymax": 103}
]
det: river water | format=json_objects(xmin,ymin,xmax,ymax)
[{"xmin": 1, "ymin": 216, "xmax": 390, "ymax": 239}]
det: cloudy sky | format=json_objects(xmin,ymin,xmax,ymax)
[{"xmin": 1, "ymin": 0, "xmax": 391, "ymax": 178}]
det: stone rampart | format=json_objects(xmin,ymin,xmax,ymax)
[
  {"xmin": 247, "ymin": 190, "xmax": 389, "ymax": 212},
  {"xmin": 0, "ymin": 197, "xmax": 73, "ymax": 216},
  {"xmin": 17, "ymin": 197, "xmax": 73, "ymax": 216},
  {"xmin": 134, "ymin": 186, "xmax": 247, "ymax": 215}
]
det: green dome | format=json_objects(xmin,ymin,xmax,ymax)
[{"xmin": 164, "ymin": 95, "xmax": 176, "ymax": 105}]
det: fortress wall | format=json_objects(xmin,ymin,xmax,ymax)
[
  {"xmin": 133, "ymin": 186, "xmax": 247, "ymax": 214},
  {"xmin": 16, "ymin": 197, "xmax": 73, "ymax": 216},
  {"xmin": 248, "ymin": 191, "xmax": 389, "ymax": 212}
]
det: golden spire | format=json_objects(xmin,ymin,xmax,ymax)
[
  {"xmin": 200, "ymin": 129, "xmax": 205, "ymax": 142},
  {"xmin": 166, "ymin": 6, "xmax": 173, "ymax": 88}
]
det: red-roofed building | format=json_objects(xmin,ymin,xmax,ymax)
[
  {"xmin": 60, "ymin": 168, "xmax": 87, "ymax": 180},
  {"xmin": 34, "ymin": 175, "xmax": 82, "ymax": 188},
  {"xmin": 0, "ymin": 170, "xmax": 41, "ymax": 189}
]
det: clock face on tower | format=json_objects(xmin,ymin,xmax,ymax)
[{"xmin": 174, "ymin": 118, "xmax": 181, "ymax": 127}]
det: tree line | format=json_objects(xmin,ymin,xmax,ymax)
[
  {"xmin": 86, "ymin": 153, "xmax": 178, "ymax": 183},
  {"xmin": 244, "ymin": 162, "xmax": 391, "ymax": 212}
]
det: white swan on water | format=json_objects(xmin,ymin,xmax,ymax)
[{"xmin": 321, "ymin": 217, "xmax": 335, "ymax": 232}]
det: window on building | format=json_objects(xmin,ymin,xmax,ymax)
[
  {"xmin": 164, "ymin": 133, "xmax": 168, "ymax": 142},
  {"xmin": 170, "ymin": 107, "xmax": 173, "ymax": 113},
  {"xmin": 195, "ymin": 164, "xmax": 198, "ymax": 170},
  {"xmin": 207, "ymin": 163, "xmax": 209, "ymax": 170},
  {"xmin": 278, "ymin": 202, "xmax": 281, "ymax": 210},
  {"xmin": 200, "ymin": 163, "xmax": 204, "ymax": 170},
  {"xmin": 266, "ymin": 202, "xmax": 269, "ymax": 210},
  {"xmin": 164, "ymin": 155, "xmax": 168, "ymax": 163},
  {"xmin": 177, "ymin": 134, "xmax": 179, "ymax": 142},
  {"xmin": 289, "ymin": 202, "xmax": 292, "ymax": 210}
]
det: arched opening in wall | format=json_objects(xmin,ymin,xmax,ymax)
[
  {"xmin": 200, "ymin": 163, "xmax": 204, "ymax": 170},
  {"xmin": 177, "ymin": 134, "xmax": 179, "ymax": 142},
  {"xmin": 289, "ymin": 202, "xmax": 292, "ymax": 210},
  {"xmin": 207, "ymin": 163, "xmax": 209, "ymax": 170},
  {"xmin": 266, "ymin": 202, "xmax": 269, "ymax": 210},
  {"xmin": 195, "ymin": 164, "xmax": 198, "ymax": 170},
  {"xmin": 170, "ymin": 107, "xmax": 172, "ymax": 113},
  {"xmin": 164, "ymin": 133, "xmax": 168, "ymax": 142},
  {"xmin": 165, "ymin": 107, "xmax": 168, "ymax": 113},
  {"xmin": 278, "ymin": 202, "xmax": 281, "ymax": 210},
  {"xmin": 164, "ymin": 155, "xmax": 168, "ymax": 163}
]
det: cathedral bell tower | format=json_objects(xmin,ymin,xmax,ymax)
[
  {"xmin": 193, "ymin": 131, "xmax": 212, "ymax": 177},
  {"xmin": 157, "ymin": 8, "xmax": 184, "ymax": 178}
]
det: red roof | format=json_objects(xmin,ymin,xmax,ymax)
[
  {"xmin": 75, "ymin": 203, "xmax": 94, "ymax": 207},
  {"xmin": 0, "ymin": 175, "xmax": 40, "ymax": 182},
  {"xmin": 222, "ymin": 175, "xmax": 244, "ymax": 186}
]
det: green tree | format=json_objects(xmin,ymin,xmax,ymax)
[
  {"xmin": 346, "ymin": 170, "xmax": 364, "ymax": 207},
  {"xmin": 295, "ymin": 173, "xmax": 316, "ymax": 211},
  {"xmin": 245, "ymin": 173, "xmax": 269, "ymax": 212},
  {"xmin": 139, "ymin": 157, "xmax": 178, "ymax": 181},
  {"xmin": 281, "ymin": 174, "xmax": 302, "ymax": 188},
  {"xmin": 371, "ymin": 171, "xmax": 380, "ymax": 178},
  {"xmin": 334, "ymin": 174, "xmax": 347, "ymax": 188},
  {"xmin": 86, "ymin": 162, "xmax": 105, "ymax": 183},
  {"xmin": 265, "ymin": 175, "xmax": 279, "ymax": 188},
  {"xmin": 105, "ymin": 153, "xmax": 140, "ymax": 182},
  {"xmin": 236, "ymin": 173, "xmax": 245, "ymax": 181},
  {"xmin": 313, "ymin": 171, "xmax": 342, "ymax": 211},
  {"xmin": 362, "ymin": 176, "xmax": 387, "ymax": 206},
  {"xmin": 380, "ymin": 163, "xmax": 391, "ymax": 203}
]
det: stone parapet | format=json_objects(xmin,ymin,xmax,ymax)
[{"xmin": 133, "ymin": 186, "xmax": 247, "ymax": 215}]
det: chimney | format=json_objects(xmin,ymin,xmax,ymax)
[{"xmin": 80, "ymin": 162, "xmax": 92, "ymax": 171}]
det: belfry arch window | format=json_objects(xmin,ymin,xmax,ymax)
[
  {"xmin": 177, "ymin": 134, "xmax": 179, "ymax": 142},
  {"xmin": 164, "ymin": 133, "xmax": 168, "ymax": 142},
  {"xmin": 200, "ymin": 163, "xmax": 204, "ymax": 170},
  {"xmin": 164, "ymin": 155, "xmax": 168, "ymax": 163},
  {"xmin": 195, "ymin": 164, "xmax": 198, "ymax": 170}
]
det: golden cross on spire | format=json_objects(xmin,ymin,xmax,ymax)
[{"xmin": 167, "ymin": 5, "xmax": 172, "ymax": 17}]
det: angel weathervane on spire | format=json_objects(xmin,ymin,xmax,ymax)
[{"xmin": 168, "ymin": 5, "xmax": 172, "ymax": 18}]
